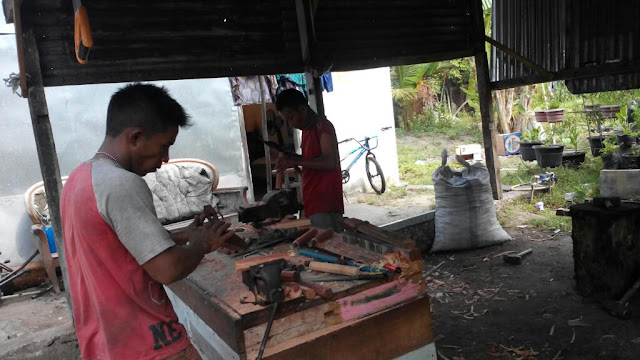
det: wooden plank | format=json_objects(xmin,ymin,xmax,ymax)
[
  {"xmin": 265, "ymin": 218, "xmax": 310, "ymax": 230},
  {"xmin": 260, "ymin": 295, "xmax": 432, "ymax": 360},
  {"xmin": 12, "ymin": 0, "xmax": 26, "ymax": 97},
  {"xmin": 471, "ymin": 0, "xmax": 502, "ymax": 200},
  {"xmin": 21, "ymin": 27, "xmax": 74, "ymax": 313},
  {"xmin": 243, "ymin": 302, "xmax": 339, "ymax": 353}
]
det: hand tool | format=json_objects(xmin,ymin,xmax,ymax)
[
  {"xmin": 503, "ymin": 248, "xmax": 533, "ymax": 265},
  {"xmin": 601, "ymin": 277, "xmax": 640, "ymax": 319},
  {"xmin": 280, "ymin": 270, "xmax": 301, "ymax": 282},
  {"xmin": 383, "ymin": 264, "xmax": 402, "ymax": 274},
  {"xmin": 303, "ymin": 273, "xmax": 389, "ymax": 282},
  {"xmin": 299, "ymin": 249, "xmax": 389, "ymax": 274},
  {"xmin": 308, "ymin": 261, "xmax": 360, "ymax": 276},
  {"xmin": 231, "ymin": 229, "xmax": 307, "ymax": 259},
  {"xmin": 291, "ymin": 228, "xmax": 318, "ymax": 249},
  {"xmin": 309, "ymin": 229, "xmax": 334, "ymax": 247}
]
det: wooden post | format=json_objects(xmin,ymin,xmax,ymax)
[
  {"xmin": 295, "ymin": 0, "xmax": 326, "ymax": 116},
  {"xmin": 21, "ymin": 29, "xmax": 74, "ymax": 313},
  {"xmin": 259, "ymin": 76, "xmax": 273, "ymax": 193},
  {"xmin": 472, "ymin": 0, "xmax": 502, "ymax": 200}
]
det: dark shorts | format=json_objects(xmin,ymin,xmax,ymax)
[{"xmin": 309, "ymin": 212, "xmax": 344, "ymax": 232}]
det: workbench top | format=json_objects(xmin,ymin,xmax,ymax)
[{"xmin": 168, "ymin": 232, "xmax": 427, "ymax": 359}]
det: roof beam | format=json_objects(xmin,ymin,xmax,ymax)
[{"xmin": 485, "ymin": 35, "xmax": 554, "ymax": 81}]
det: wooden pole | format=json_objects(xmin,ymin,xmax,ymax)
[
  {"xmin": 472, "ymin": 0, "xmax": 502, "ymax": 200},
  {"xmin": 259, "ymin": 76, "xmax": 272, "ymax": 193},
  {"xmin": 22, "ymin": 29, "xmax": 74, "ymax": 314},
  {"xmin": 295, "ymin": 0, "xmax": 325, "ymax": 116}
]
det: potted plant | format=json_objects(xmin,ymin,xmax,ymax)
[
  {"xmin": 546, "ymin": 99, "xmax": 564, "ymax": 123},
  {"xmin": 601, "ymin": 138, "xmax": 619, "ymax": 170},
  {"xmin": 533, "ymin": 126, "xmax": 564, "ymax": 168},
  {"xmin": 586, "ymin": 104, "xmax": 609, "ymax": 157},
  {"xmin": 520, "ymin": 127, "xmax": 543, "ymax": 161},
  {"xmin": 562, "ymin": 119, "xmax": 586, "ymax": 168}
]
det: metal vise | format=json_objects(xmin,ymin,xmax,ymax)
[
  {"xmin": 237, "ymin": 189, "xmax": 301, "ymax": 223},
  {"xmin": 242, "ymin": 259, "xmax": 287, "ymax": 306}
]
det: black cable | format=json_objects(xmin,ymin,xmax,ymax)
[
  {"xmin": 257, "ymin": 302, "xmax": 279, "ymax": 360},
  {"xmin": 0, "ymin": 250, "xmax": 39, "ymax": 287}
]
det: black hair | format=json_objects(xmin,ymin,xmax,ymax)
[
  {"xmin": 105, "ymin": 83, "xmax": 191, "ymax": 137},
  {"xmin": 275, "ymin": 89, "xmax": 308, "ymax": 111}
]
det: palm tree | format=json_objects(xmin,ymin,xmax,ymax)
[{"xmin": 391, "ymin": 63, "xmax": 439, "ymax": 131}]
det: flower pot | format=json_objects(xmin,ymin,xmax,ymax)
[
  {"xmin": 616, "ymin": 134, "xmax": 634, "ymax": 149},
  {"xmin": 588, "ymin": 135, "xmax": 609, "ymax": 157},
  {"xmin": 602, "ymin": 154, "xmax": 618, "ymax": 170},
  {"xmin": 562, "ymin": 151, "xmax": 586, "ymax": 169},
  {"xmin": 600, "ymin": 105, "xmax": 621, "ymax": 119},
  {"xmin": 585, "ymin": 104, "xmax": 600, "ymax": 113},
  {"xmin": 534, "ymin": 110, "xmax": 547, "ymax": 123},
  {"xmin": 546, "ymin": 109, "xmax": 564, "ymax": 123},
  {"xmin": 533, "ymin": 145, "xmax": 564, "ymax": 168},
  {"xmin": 520, "ymin": 141, "xmax": 542, "ymax": 161}
]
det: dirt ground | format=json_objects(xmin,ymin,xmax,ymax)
[{"xmin": 408, "ymin": 226, "xmax": 640, "ymax": 360}]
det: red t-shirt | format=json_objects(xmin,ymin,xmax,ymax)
[
  {"xmin": 301, "ymin": 118, "xmax": 345, "ymax": 216},
  {"xmin": 61, "ymin": 159, "xmax": 190, "ymax": 360}
]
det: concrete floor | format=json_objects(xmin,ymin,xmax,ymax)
[{"xmin": 0, "ymin": 289, "xmax": 78, "ymax": 360}]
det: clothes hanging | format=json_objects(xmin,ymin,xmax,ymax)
[
  {"xmin": 321, "ymin": 72, "xmax": 333, "ymax": 92},
  {"xmin": 228, "ymin": 75, "xmax": 278, "ymax": 106}
]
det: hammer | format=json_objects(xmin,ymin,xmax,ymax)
[
  {"xmin": 602, "ymin": 277, "xmax": 640, "ymax": 319},
  {"xmin": 503, "ymin": 248, "xmax": 533, "ymax": 265}
]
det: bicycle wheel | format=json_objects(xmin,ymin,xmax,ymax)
[{"xmin": 365, "ymin": 154, "xmax": 386, "ymax": 194}]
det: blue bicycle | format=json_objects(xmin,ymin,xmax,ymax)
[{"xmin": 338, "ymin": 127, "xmax": 391, "ymax": 195}]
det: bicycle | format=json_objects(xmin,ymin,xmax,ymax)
[{"xmin": 338, "ymin": 127, "xmax": 391, "ymax": 195}]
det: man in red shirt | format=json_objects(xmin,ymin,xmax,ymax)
[
  {"xmin": 275, "ymin": 89, "xmax": 344, "ymax": 231},
  {"xmin": 61, "ymin": 83, "xmax": 234, "ymax": 360}
]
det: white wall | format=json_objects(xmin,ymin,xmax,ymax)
[{"xmin": 323, "ymin": 67, "xmax": 400, "ymax": 193}]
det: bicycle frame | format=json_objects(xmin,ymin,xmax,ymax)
[{"xmin": 339, "ymin": 136, "xmax": 379, "ymax": 171}]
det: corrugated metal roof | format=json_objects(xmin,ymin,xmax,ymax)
[
  {"xmin": 490, "ymin": 0, "xmax": 567, "ymax": 83},
  {"xmin": 491, "ymin": 0, "xmax": 640, "ymax": 94},
  {"xmin": 23, "ymin": 0, "xmax": 303, "ymax": 87},
  {"xmin": 315, "ymin": 0, "xmax": 475, "ymax": 71},
  {"xmin": 11, "ymin": 0, "xmax": 477, "ymax": 87}
]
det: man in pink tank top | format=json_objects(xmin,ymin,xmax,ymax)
[
  {"xmin": 60, "ymin": 83, "xmax": 235, "ymax": 360},
  {"xmin": 275, "ymin": 89, "xmax": 344, "ymax": 232}
]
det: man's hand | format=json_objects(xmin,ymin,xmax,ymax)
[
  {"xmin": 276, "ymin": 154, "xmax": 296, "ymax": 172},
  {"xmin": 189, "ymin": 219, "xmax": 236, "ymax": 253}
]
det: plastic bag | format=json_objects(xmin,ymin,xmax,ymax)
[{"xmin": 431, "ymin": 150, "xmax": 511, "ymax": 252}]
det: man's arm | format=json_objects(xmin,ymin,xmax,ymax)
[
  {"xmin": 143, "ymin": 220, "xmax": 234, "ymax": 285},
  {"xmin": 277, "ymin": 131, "xmax": 339, "ymax": 171}
]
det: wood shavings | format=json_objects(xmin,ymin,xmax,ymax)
[
  {"xmin": 451, "ymin": 306, "xmax": 487, "ymax": 319},
  {"xmin": 439, "ymin": 345, "xmax": 461, "ymax": 349},
  {"xmin": 567, "ymin": 316, "xmax": 591, "ymax": 327},
  {"xmin": 600, "ymin": 335, "xmax": 615, "ymax": 341},
  {"xmin": 551, "ymin": 349, "xmax": 563, "ymax": 360},
  {"xmin": 438, "ymin": 350, "xmax": 451, "ymax": 360},
  {"xmin": 487, "ymin": 344, "xmax": 538, "ymax": 359},
  {"xmin": 549, "ymin": 324, "xmax": 555, "ymax": 336},
  {"xmin": 423, "ymin": 261, "xmax": 445, "ymax": 278},
  {"xmin": 631, "ymin": 337, "xmax": 640, "ymax": 344},
  {"xmin": 570, "ymin": 328, "xmax": 576, "ymax": 344},
  {"xmin": 461, "ymin": 265, "xmax": 478, "ymax": 271}
]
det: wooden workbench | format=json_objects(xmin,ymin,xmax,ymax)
[{"xmin": 166, "ymin": 233, "xmax": 434, "ymax": 360}]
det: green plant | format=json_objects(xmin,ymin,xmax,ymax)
[
  {"xmin": 601, "ymin": 139, "xmax": 619, "ymax": 156},
  {"xmin": 521, "ymin": 127, "xmax": 541, "ymax": 142},
  {"xmin": 563, "ymin": 120, "xmax": 580, "ymax": 151}
]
